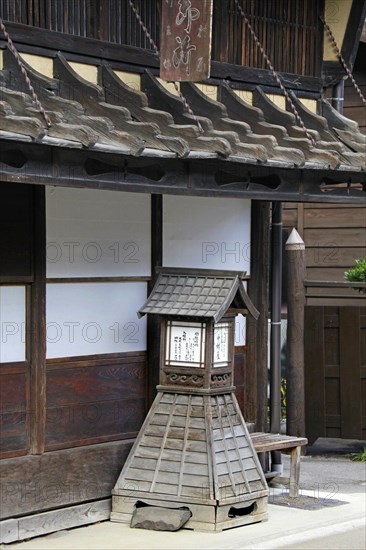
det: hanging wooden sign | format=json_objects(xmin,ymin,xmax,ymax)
[{"xmin": 160, "ymin": 0, "xmax": 213, "ymax": 82}]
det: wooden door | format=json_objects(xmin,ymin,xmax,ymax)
[{"xmin": 305, "ymin": 306, "xmax": 366, "ymax": 443}]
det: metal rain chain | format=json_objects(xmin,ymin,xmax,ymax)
[
  {"xmin": 0, "ymin": 18, "xmax": 52, "ymax": 127},
  {"xmin": 321, "ymin": 16, "xmax": 366, "ymax": 106},
  {"xmin": 128, "ymin": 0, "xmax": 204, "ymax": 134},
  {"xmin": 233, "ymin": 0, "xmax": 317, "ymax": 147}
]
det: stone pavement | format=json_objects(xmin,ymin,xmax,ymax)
[{"xmin": 3, "ymin": 439, "xmax": 365, "ymax": 550}]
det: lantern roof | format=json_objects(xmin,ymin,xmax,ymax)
[{"xmin": 138, "ymin": 267, "xmax": 259, "ymax": 322}]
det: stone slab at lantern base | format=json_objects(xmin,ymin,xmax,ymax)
[
  {"xmin": 111, "ymin": 494, "xmax": 268, "ymax": 532},
  {"xmin": 111, "ymin": 391, "xmax": 269, "ymax": 532}
]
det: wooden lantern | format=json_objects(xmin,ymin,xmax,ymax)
[{"xmin": 111, "ymin": 268, "xmax": 269, "ymax": 531}]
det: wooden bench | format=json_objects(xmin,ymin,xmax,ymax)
[{"xmin": 251, "ymin": 432, "xmax": 308, "ymax": 497}]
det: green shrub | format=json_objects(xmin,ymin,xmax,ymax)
[
  {"xmin": 344, "ymin": 259, "xmax": 366, "ymax": 293},
  {"xmin": 349, "ymin": 448, "xmax": 366, "ymax": 462}
]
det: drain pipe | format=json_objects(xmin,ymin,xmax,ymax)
[
  {"xmin": 332, "ymin": 79, "xmax": 344, "ymax": 114},
  {"xmin": 270, "ymin": 201, "xmax": 283, "ymax": 474}
]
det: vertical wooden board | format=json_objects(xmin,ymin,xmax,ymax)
[
  {"xmin": 247, "ymin": 201, "xmax": 270, "ymax": 430},
  {"xmin": 234, "ymin": 346, "xmax": 246, "ymax": 414},
  {"xmin": 29, "ymin": 185, "xmax": 46, "ymax": 454},
  {"xmin": 0, "ymin": 370, "xmax": 29, "ymax": 455},
  {"xmin": 304, "ymin": 306, "xmax": 325, "ymax": 444},
  {"xmin": 324, "ymin": 327, "xmax": 340, "ymax": 366},
  {"xmin": 339, "ymin": 307, "xmax": 362, "ymax": 438},
  {"xmin": 325, "ymin": 378, "xmax": 341, "ymax": 416}
]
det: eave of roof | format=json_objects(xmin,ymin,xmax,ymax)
[
  {"xmin": 0, "ymin": 50, "xmax": 366, "ymax": 202},
  {"xmin": 0, "ymin": 49, "xmax": 365, "ymax": 179}
]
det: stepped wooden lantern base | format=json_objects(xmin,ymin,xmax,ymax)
[{"xmin": 111, "ymin": 268, "xmax": 269, "ymax": 532}]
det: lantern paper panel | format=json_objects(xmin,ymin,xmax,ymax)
[{"xmin": 165, "ymin": 320, "xmax": 206, "ymax": 368}]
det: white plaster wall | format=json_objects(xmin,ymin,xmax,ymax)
[
  {"xmin": 46, "ymin": 282, "xmax": 147, "ymax": 358},
  {"xmin": 163, "ymin": 195, "xmax": 251, "ymax": 273},
  {"xmin": 0, "ymin": 286, "xmax": 26, "ymax": 362},
  {"xmin": 46, "ymin": 188, "xmax": 151, "ymax": 277},
  {"xmin": 163, "ymin": 195, "xmax": 251, "ymax": 345}
]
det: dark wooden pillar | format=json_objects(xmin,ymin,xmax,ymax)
[
  {"xmin": 286, "ymin": 228, "xmax": 306, "ymax": 438},
  {"xmin": 246, "ymin": 201, "xmax": 270, "ymax": 432},
  {"xmin": 147, "ymin": 194, "xmax": 163, "ymax": 407},
  {"xmin": 29, "ymin": 186, "xmax": 46, "ymax": 454}
]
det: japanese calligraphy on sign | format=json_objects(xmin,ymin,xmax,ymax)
[
  {"xmin": 213, "ymin": 322, "xmax": 230, "ymax": 367},
  {"xmin": 160, "ymin": 0, "xmax": 213, "ymax": 82},
  {"xmin": 166, "ymin": 321, "xmax": 205, "ymax": 367}
]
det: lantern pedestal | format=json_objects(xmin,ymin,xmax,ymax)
[{"xmin": 112, "ymin": 390, "xmax": 268, "ymax": 531}]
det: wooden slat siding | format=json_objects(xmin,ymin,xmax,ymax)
[
  {"xmin": 284, "ymin": 199, "xmax": 366, "ymax": 305},
  {"xmin": 0, "ymin": 367, "xmax": 29, "ymax": 458},
  {"xmin": 306, "ymin": 267, "xmax": 366, "ymax": 284},
  {"xmin": 45, "ymin": 352, "xmax": 147, "ymax": 450},
  {"xmin": 305, "ymin": 306, "xmax": 366, "ymax": 441},
  {"xmin": 0, "ymin": 1, "xmax": 320, "ymax": 77},
  {"xmin": 304, "ymin": 306, "xmax": 325, "ymax": 444},
  {"xmin": 0, "ymin": 22, "xmax": 323, "ymax": 94},
  {"xmin": 304, "ymin": 208, "xmax": 366, "ymax": 229},
  {"xmin": 0, "ymin": 440, "xmax": 132, "ymax": 520},
  {"xmin": 306, "ymin": 247, "xmax": 366, "ymax": 268},
  {"xmin": 304, "ymin": 228, "xmax": 366, "ymax": 247},
  {"xmin": 340, "ymin": 308, "xmax": 362, "ymax": 438},
  {"xmin": 29, "ymin": 186, "xmax": 46, "ymax": 455}
]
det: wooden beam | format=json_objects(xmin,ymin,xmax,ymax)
[
  {"xmin": 246, "ymin": 201, "xmax": 270, "ymax": 431},
  {"xmin": 29, "ymin": 186, "xmax": 46, "ymax": 454},
  {"xmin": 147, "ymin": 194, "xmax": 163, "ymax": 407}
]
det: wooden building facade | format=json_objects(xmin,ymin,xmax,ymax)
[{"xmin": 0, "ymin": 0, "xmax": 365, "ymax": 542}]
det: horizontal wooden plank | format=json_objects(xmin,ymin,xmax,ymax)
[
  {"xmin": 305, "ymin": 247, "xmax": 366, "ymax": 268},
  {"xmin": 304, "ymin": 208, "xmax": 366, "ymax": 229},
  {"xmin": 306, "ymin": 285, "xmax": 364, "ymax": 295},
  {"xmin": 46, "ymin": 350, "xmax": 146, "ymax": 367},
  {"xmin": 16, "ymin": 500, "xmax": 111, "ymax": 543},
  {"xmin": 282, "ymin": 209, "xmax": 298, "ymax": 227},
  {"xmin": 45, "ymin": 397, "xmax": 145, "ymax": 449},
  {"xmin": 306, "ymin": 297, "xmax": 366, "ymax": 306},
  {"xmin": 46, "ymin": 361, "xmax": 146, "ymax": 404},
  {"xmin": 304, "ymin": 202, "xmax": 366, "ymax": 209},
  {"xmin": 0, "ymin": 440, "xmax": 133, "ymax": 519},
  {"xmin": 306, "ymin": 267, "xmax": 366, "ymax": 284},
  {"xmin": 46, "ymin": 276, "xmax": 151, "ymax": 283},
  {"xmin": 304, "ymin": 228, "xmax": 366, "ymax": 247},
  {"xmin": 251, "ymin": 433, "xmax": 307, "ymax": 453}
]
